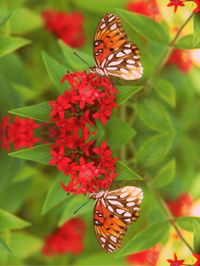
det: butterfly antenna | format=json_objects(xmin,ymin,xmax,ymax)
[
  {"xmin": 73, "ymin": 52, "xmax": 90, "ymax": 67},
  {"xmin": 73, "ymin": 198, "xmax": 91, "ymax": 215}
]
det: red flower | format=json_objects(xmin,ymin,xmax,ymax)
[
  {"xmin": 193, "ymin": 253, "xmax": 200, "ymax": 266},
  {"xmin": 127, "ymin": 0, "xmax": 161, "ymax": 21},
  {"xmin": 167, "ymin": 0, "xmax": 200, "ymax": 13},
  {"xmin": 167, "ymin": 0, "xmax": 185, "ymax": 12},
  {"xmin": 166, "ymin": 49, "xmax": 193, "ymax": 73},
  {"xmin": 167, "ymin": 253, "xmax": 185, "ymax": 266},
  {"xmin": 42, "ymin": 218, "xmax": 86, "ymax": 256},
  {"xmin": 127, "ymin": 246, "xmax": 160, "ymax": 266},
  {"xmin": 193, "ymin": 0, "xmax": 200, "ymax": 12},
  {"xmin": 166, "ymin": 193, "xmax": 193, "ymax": 217},
  {"xmin": 0, "ymin": 115, "xmax": 40, "ymax": 151},
  {"xmin": 49, "ymin": 72, "xmax": 119, "ymax": 194},
  {"xmin": 42, "ymin": 10, "xmax": 85, "ymax": 48}
]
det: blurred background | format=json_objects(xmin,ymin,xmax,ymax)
[{"xmin": 0, "ymin": 0, "xmax": 200, "ymax": 265}]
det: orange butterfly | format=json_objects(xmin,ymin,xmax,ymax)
[
  {"xmin": 90, "ymin": 186, "xmax": 143, "ymax": 253},
  {"xmin": 89, "ymin": 13, "xmax": 143, "ymax": 80}
]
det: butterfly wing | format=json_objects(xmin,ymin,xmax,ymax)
[
  {"xmin": 93, "ymin": 13, "xmax": 143, "ymax": 80},
  {"xmin": 93, "ymin": 186, "xmax": 143, "ymax": 253}
]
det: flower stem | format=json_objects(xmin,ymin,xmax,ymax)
[{"xmin": 147, "ymin": 181, "xmax": 194, "ymax": 253}]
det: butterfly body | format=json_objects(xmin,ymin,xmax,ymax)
[
  {"xmin": 90, "ymin": 186, "xmax": 143, "ymax": 253},
  {"xmin": 90, "ymin": 13, "xmax": 143, "ymax": 80}
]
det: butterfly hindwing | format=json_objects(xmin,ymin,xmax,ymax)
[{"xmin": 92, "ymin": 186, "xmax": 143, "ymax": 253}]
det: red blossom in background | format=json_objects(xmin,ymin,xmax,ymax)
[
  {"xmin": 49, "ymin": 72, "xmax": 119, "ymax": 194},
  {"xmin": 193, "ymin": 253, "xmax": 200, "ymax": 266},
  {"xmin": 42, "ymin": 218, "xmax": 86, "ymax": 256},
  {"xmin": 167, "ymin": 0, "xmax": 200, "ymax": 13},
  {"xmin": 0, "ymin": 115, "xmax": 40, "ymax": 151},
  {"xmin": 167, "ymin": 253, "xmax": 185, "ymax": 266},
  {"xmin": 127, "ymin": 0, "xmax": 161, "ymax": 21},
  {"xmin": 42, "ymin": 10, "xmax": 85, "ymax": 48},
  {"xmin": 127, "ymin": 246, "xmax": 160, "ymax": 266},
  {"xmin": 166, "ymin": 193, "xmax": 193, "ymax": 217},
  {"xmin": 166, "ymin": 49, "xmax": 193, "ymax": 73}
]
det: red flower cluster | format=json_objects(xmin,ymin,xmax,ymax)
[
  {"xmin": 166, "ymin": 193, "xmax": 193, "ymax": 217},
  {"xmin": 42, "ymin": 218, "xmax": 86, "ymax": 256},
  {"xmin": 167, "ymin": 253, "xmax": 185, "ymax": 266},
  {"xmin": 0, "ymin": 115, "xmax": 40, "ymax": 151},
  {"xmin": 167, "ymin": 0, "xmax": 200, "ymax": 13},
  {"xmin": 42, "ymin": 10, "xmax": 85, "ymax": 48},
  {"xmin": 127, "ymin": 0, "xmax": 161, "ymax": 21},
  {"xmin": 166, "ymin": 49, "xmax": 193, "ymax": 73},
  {"xmin": 49, "ymin": 72, "xmax": 119, "ymax": 194},
  {"xmin": 193, "ymin": 253, "xmax": 200, "ymax": 266},
  {"xmin": 127, "ymin": 246, "xmax": 160, "ymax": 266}
]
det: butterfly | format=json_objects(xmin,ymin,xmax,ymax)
[
  {"xmin": 90, "ymin": 186, "xmax": 143, "ymax": 253},
  {"xmin": 89, "ymin": 13, "xmax": 143, "ymax": 80}
]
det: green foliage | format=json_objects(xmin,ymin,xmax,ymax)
[
  {"xmin": 116, "ymin": 161, "xmax": 143, "ymax": 181},
  {"xmin": 116, "ymin": 85, "xmax": 142, "ymax": 105},
  {"xmin": 193, "ymin": 219, "xmax": 200, "ymax": 254},
  {"xmin": 176, "ymin": 217, "xmax": 200, "ymax": 232},
  {"xmin": 9, "ymin": 102, "xmax": 50, "ymax": 122},
  {"xmin": 0, "ymin": 12, "xmax": 12, "ymax": 29},
  {"xmin": 116, "ymin": 221, "xmax": 170, "ymax": 256},
  {"xmin": 0, "ymin": 36, "xmax": 30, "ymax": 58},
  {"xmin": 151, "ymin": 159, "xmax": 176, "ymax": 188},
  {"xmin": 176, "ymin": 34, "xmax": 200, "ymax": 49},
  {"xmin": 9, "ymin": 144, "xmax": 51, "ymax": 165},
  {"xmin": 0, "ymin": 209, "xmax": 30, "ymax": 232},
  {"xmin": 193, "ymin": 13, "xmax": 200, "ymax": 48}
]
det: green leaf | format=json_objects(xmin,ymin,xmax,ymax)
[
  {"xmin": 0, "ymin": 12, "xmax": 12, "ymax": 29},
  {"xmin": 104, "ymin": 116, "xmax": 136, "ymax": 150},
  {"xmin": 136, "ymin": 98, "xmax": 174, "ymax": 133},
  {"xmin": 9, "ymin": 144, "xmax": 51, "ymax": 165},
  {"xmin": 9, "ymin": 8, "xmax": 43, "ymax": 34},
  {"xmin": 193, "ymin": 13, "xmax": 200, "ymax": 48},
  {"xmin": 42, "ymin": 51, "xmax": 69, "ymax": 94},
  {"xmin": 193, "ymin": 218, "xmax": 200, "ymax": 254},
  {"xmin": 8, "ymin": 232, "xmax": 42, "ymax": 258},
  {"xmin": 153, "ymin": 78, "xmax": 176, "ymax": 108},
  {"xmin": 176, "ymin": 216, "xmax": 200, "ymax": 232},
  {"xmin": 135, "ymin": 134, "xmax": 174, "ymax": 168},
  {"xmin": 73, "ymin": 0, "xmax": 125, "ymax": 13},
  {"xmin": 9, "ymin": 102, "xmax": 50, "ymax": 122},
  {"xmin": 151, "ymin": 159, "xmax": 176, "ymax": 188},
  {"xmin": 0, "ymin": 237, "xmax": 13, "ymax": 254},
  {"xmin": 0, "ymin": 36, "xmax": 30, "ymax": 58},
  {"xmin": 116, "ymin": 161, "xmax": 143, "ymax": 181},
  {"xmin": 41, "ymin": 173, "xmax": 68, "ymax": 215},
  {"xmin": 116, "ymin": 9, "xmax": 169, "ymax": 44},
  {"xmin": 116, "ymin": 85, "xmax": 142, "ymax": 105},
  {"xmin": 59, "ymin": 195, "xmax": 94, "ymax": 226},
  {"xmin": 0, "ymin": 209, "xmax": 30, "ymax": 232},
  {"xmin": 176, "ymin": 34, "xmax": 200, "ymax": 49},
  {"xmin": 58, "ymin": 40, "xmax": 94, "ymax": 71},
  {"xmin": 116, "ymin": 221, "xmax": 169, "ymax": 257}
]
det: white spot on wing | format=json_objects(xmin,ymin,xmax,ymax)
[
  {"xmin": 127, "ymin": 197, "xmax": 135, "ymax": 202},
  {"xmin": 108, "ymin": 200, "xmax": 123, "ymax": 207},
  {"xmin": 124, "ymin": 44, "xmax": 131, "ymax": 48},
  {"xmin": 100, "ymin": 237, "xmax": 106, "ymax": 243},
  {"xmin": 126, "ymin": 202, "xmax": 135, "ymax": 207},
  {"xmin": 108, "ymin": 59, "xmax": 123, "ymax": 66},
  {"xmin": 96, "ymin": 191, "xmax": 104, "ymax": 198},
  {"xmin": 124, "ymin": 49, "xmax": 132, "ymax": 54},
  {"xmin": 101, "ymin": 59, "xmax": 106, "ymax": 68},
  {"xmin": 116, "ymin": 52, "xmax": 125, "ymax": 58},
  {"xmin": 107, "ymin": 195, "xmax": 118, "ymax": 199},
  {"xmin": 100, "ymin": 23, "xmax": 106, "ymax": 29},
  {"xmin": 108, "ymin": 16, "xmax": 115, "ymax": 22},
  {"xmin": 124, "ymin": 212, "xmax": 132, "ymax": 217},
  {"xmin": 108, "ymin": 244, "xmax": 115, "ymax": 250},
  {"xmin": 124, "ymin": 218, "xmax": 131, "ymax": 222},
  {"xmin": 127, "ymin": 59, "xmax": 135, "ymax": 64},
  {"xmin": 110, "ymin": 235, "xmax": 117, "ymax": 243},
  {"xmin": 110, "ymin": 23, "xmax": 117, "ymax": 31},
  {"xmin": 108, "ymin": 205, "xmax": 114, "ymax": 213},
  {"xmin": 107, "ymin": 66, "xmax": 118, "ymax": 71},
  {"xmin": 120, "ymin": 192, "xmax": 128, "ymax": 198},
  {"xmin": 120, "ymin": 68, "xmax": 129, "ymax": 74},
  {"xmin": 116, "ymin": 208, "xmax": 125, "ymax": 215},
  {"xmin": 108, "ymin": 54, "xmax": 114, "ymax": 60},
  {"xmin": 101, "ymin": 198, "xmax": 106, "ymax": 207}
]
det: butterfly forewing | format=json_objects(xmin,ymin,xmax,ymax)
[
  {"xmin": 93, "ymin": 13, "xmax": 143, "ymax": 80},
  {"xmin": 92, "ymin": 186, "xmax": 143, "ymax": 253}
]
